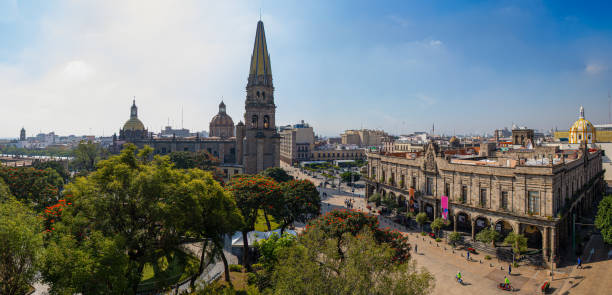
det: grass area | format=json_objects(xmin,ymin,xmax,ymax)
[
  {"xmin": 254, "ymin": 209, "xmax": 280, "ymax": 232},
  {"xmin": 138, "ymin": 249, "xmax": 199, "ymax": 292}
]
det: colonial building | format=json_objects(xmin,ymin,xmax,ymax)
[
  {"xmin": 341, "ymin": 129, "xmax": 389, "ymax": 147},
  {"xmin": 279, "ymin": 121, "xmax": 315, "ymax": 165},
  {"xmin": 112, "ymin": 20, "xmax": 280, "ymax": 176},
  {"xmin": 366, "ymin": 142, "xmax": 603, "ymax": 265}
]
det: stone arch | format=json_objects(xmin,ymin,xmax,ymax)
[
  {"xmin": 494, "ymin": 219, "xmax": 514, "ymax": 239},
  {"xmin": 522, "ymin": 224, "xmax": 542, "ymax": 249},
  {"xmin": 473, "ymin": 215, "xmax": 490, "ymax": 235},
  {"xmin": 388, "ymin": 192, "xmax": 396, "ymax": 202},
  {"xmin": 424, "ymin": 202, "xmax": 435, "ymax": 220},
  {"xmin": 455, "ymin": 211, "xmax": 471, "ymax": 234},
  {"xmin": 398, "ymin": 194, "xmax": 406, "ymax": 207}
]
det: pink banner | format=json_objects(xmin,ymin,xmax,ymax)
[{"xmin": 441, "ymin": 195, "xmax": 449, "ymax": 220}]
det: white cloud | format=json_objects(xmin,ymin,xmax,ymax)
[
  {"xmin": 429, "ymin": 40, "xmax": 443, "ymax": 48},
  {"xmin": 585, "ymin": 63, "xmax": 606, "ymax": 75},
  {"xmin": 0, "ymin": 0, "xmax": 263, "ymax": 137}
]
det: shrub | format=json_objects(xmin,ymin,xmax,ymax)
[
  {"xmin": 448, "ymin": 232, "xmax": 462, "ymax": 247},
  {"xmin": 247, "ymin": 272, "xmax": 257, "ymax": 285},
  {"xmin": 421, "ymin": 232, "xmax": 427, "ymax": 236},
  {"xmin": 251, "ymin": 263, "xmax": 263, "ymax": 271},
  {"xmin": 435, "ymin": 238, "xmax": 441, "ymax": 242},
  {"xmin": 229, "ymin": 264, "xmax": 243, "ymax": 272},
  {"xmin": 484, "ymin": 255, "xmax": 491, "ymax": 260},
  {"xmin": 513, "ymin": 262, "xmax": 519, "ymax": 268}
]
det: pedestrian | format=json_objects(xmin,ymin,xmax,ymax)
[
  {"xmin": 415, "ymin": 244, "xmax": 418, "ymax": 253},
  {"xmin": 508, "ymin": 263, "xmax": 511, "ymax": 275},
  {"xmin": 467, "ymin": 250, "xmax": 470, "ymax": 261},
  {"xmin": 577, "ymin": 256, "xmax": 582, "ymax": 269}
]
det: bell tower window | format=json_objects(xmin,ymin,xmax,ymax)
[
  {"xmin": 262, "ymin": 92, "xmax": 266, "ymax": 99},
  {"xmin": 251, "ymin": 115, "xmax": 258, "ymax": 128},
  {"xmin": 256, "ymin": 91, "xmax": 260, "ymax": 98},
  {"xmin": 263, "ymin": 115, "xmax": 270, "ymax": 129}
]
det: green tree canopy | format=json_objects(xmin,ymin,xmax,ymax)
[
  {"xmin": 416, "ymin": 212, "xmax": 428, "ymax": 232},
  {"xmin": 595, "ymin": 195, "xmax": 612, "ymax": 244},
  {"xmin": 70, "ymin": 141, "xmax": 107, "ymax": 172},
  {"xmin": 504, "ymin": 232, "xmax": 528, "ymax": 257},
  {"xmin": 0, "ymin": 197, "xmax": 43, "ymax": 295},
  {"xmin": 32, "ymin": 160, "xmax": 70, "ymax": 181},
  {"xmin": 260, "ymin": 167, "xmax": 293, "ymax": 183},
  {"xmin": 270, "ymin": 228, "xmax": 434, "ymax": 295},
  {"xmin": 448, "ymin": 232, "xmax": 462, "ymax": 247},
  {"xmin": 0, "ymin": 166, "xmax": 63, "ymax": 210},
  {"xmin": 475, "ymin": 228, "xmax": 501, "ymax": 247},
  {"xmin": 226, "ymin": 174, "xmax": 282, "ymax": 270},
  {"xmin": 306, "ymin": 209, "xmax": 410, "ymax": 263},
  {"xmin": 41, "ymin": 144, "xmax": 202, "ymax": 294},
  {"xmin": 340, "ymin": 171, "xmax": 360, "ymax": 184},
  {"xmin": 430, "ymin": 217, "xmax": 449, "ymax": 237},
  {"xmin": 175, "ymin": 169, "xmax": 243, "ymax": 284},
  {"xmin": 275, "ymin": 179, "xmax": 321, "ymax": 234}
]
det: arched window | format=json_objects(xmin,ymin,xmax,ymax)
[
  {"xmin": 251, "ymin": 115, "xmax": 258, "ymax": 128},
  {"xmin": 256, "ymin": 91, "xmax": 260, "ymax": 98},
  {"xmin": 263, "ymin": 115, "xmax": 270, "ymax": 129}
]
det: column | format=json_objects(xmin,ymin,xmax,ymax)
[
  {"xmin": 550, "ymin": 227, "xmax": 556, "ymax": 265},
  {"xmin": 453, "ymin": 214, "xmax": 457, "ymax": 232},
  {"xmin": 543, "ymin": 226, "xmax": 549, "ymax": 260},
  {"xmin": 434, "ymin": 200, "xmax": 438, "ymax": 218},
  {"xmin": 471, "ymin": 219, "xmax": 476, "ymax": 240}
]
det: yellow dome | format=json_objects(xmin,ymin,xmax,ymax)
[
  {"xmin": 123, "ymin": 117, "xmax": 145, "ymax": 131},
  {"xmin": 569, "ymin": 106, "xmax": 596, "ymax": 144}
]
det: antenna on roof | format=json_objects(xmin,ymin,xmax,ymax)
[{"xmin": 181, "ymin": 106, "xmax": 184, "ymax": 129}]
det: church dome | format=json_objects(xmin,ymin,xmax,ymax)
[
  {"xmin": 449, "ymin": 136, "xmax": 458, "ymax": 144},
  {"xmin": 569, "ymin": 106, "xmax": 596, "ymax": 144},
  {"xmin": 210, "ymin": 101, "xmax": 234, "ymax": 127},
  {"xmin": 123, "ymin": 117, "xmax": 145, "ymax": 131},
  {"xmin": 123, "ymin": 100, "xmax": 146, "ymax": 131},
  {"xmin": 209, "ymin": 101, "xmax": 235, "ymax": 138}
]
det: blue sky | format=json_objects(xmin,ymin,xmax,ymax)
[{"xmin": 0, "ymin": 0, "xmax": 611, "ymax": 137}]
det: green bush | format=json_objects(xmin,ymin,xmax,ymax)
[
  {"xmin": 448, "ymin": 232, "xmax": 462, "ymax": 247},
  {"xmin": 247, "ymin": 272, "xmax": 257, "ymax": 285},
  {"xmin": 484, "ymin": 255, "xmax": 491, "ymax": 260},
  {"xmin": 251, "ymin": 263, "xmax": 263, "ymax": 271},
  {"xmin": 421, "ymin": 232, "xmax": 427, "ymax": 236},
  {"xmin": 229, "ymin": 264, "xmax": 243, "ymax": 272},
  {"xmin": 435, "ymin": 238, "xmax": 441, "ymax": 242},
  {"xmin": 513, "ymin": 262, "xmax": 519, "ymax": 268}
]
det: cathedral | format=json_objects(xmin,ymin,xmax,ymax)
[{"xmin": 113, "ymin": 20, "xmax": 280, "ymax": 175}]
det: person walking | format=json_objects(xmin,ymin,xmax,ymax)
[
  {"xmin": 577, "ymin": 256, "xmax": 582, "ymax": 269},
  {"xmin": 508, "ymin": 263, "xmax": 511, "ymax": 275},
  {"xmin": 467, "ymin": 250, "xmax": 470, "ymax": 261},
  {"xmin": 414, "ymin": 244, "xmax": 418, "ymax": 254}
]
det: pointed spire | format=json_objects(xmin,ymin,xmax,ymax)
[
  {"xmin": 219, "ymin": 100, "xmax": 226, "ymax": 113},
  {"xmin": 249, "ymin": 20, "xmax": 272, "ymax": 79},
  {"xmin": 580, "ymin": 105, "xmax": 584, "ymax": 118}
]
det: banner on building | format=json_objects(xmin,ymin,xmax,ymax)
[
  {"xmin": 409, "ymin": 188, "xmax": 415, "ymax": 212},
  {"xmin": 441, "ymin": 195, "xmax": 449, "ymax": 220}
]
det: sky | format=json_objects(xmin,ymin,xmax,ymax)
[{"xmin": 0, "ymin": 0, "xmax": 611, "ymax": 138}]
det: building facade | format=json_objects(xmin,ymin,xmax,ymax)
[
  {"xmin": 366, "ymin": 142, "xmax": 603, "ymax": 265},
  {"xmin": 279, "ymin": 121, "xmax": 315, "ymax": 165},
  {"xmin": 341, "ymin": 129, "xmax": 389, "ymax": 147}
]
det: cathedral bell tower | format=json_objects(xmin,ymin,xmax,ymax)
[{"xmin": 237, "ymin": 20, "xmax": 280, "ymax": 174}]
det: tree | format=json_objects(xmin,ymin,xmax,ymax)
[
  {"xmin": 0, "ymin": 197, "xmax": 43, "ymax": 295},
  {"xmin": 226, "ymin": 174, "xmax": 282, "ymax": 271},
  {"xmin": 0, "ymin": 166, "xmax": 63, "ymax": 211},
  {"xmin": 32, "ymin": 160, "xmax": 69, "ymax": 181},
  {"xmin": 253, "ymin": 233, "xmax": 297, "ymax": 290},
  {"xmin": 475, "ymin": 228, "xmax": 501, "ymax": 247},
  {"xmin": 270, "ymin": 228, "xmax": 434, "ymax": 295},
  {"xmin": 42, "ymin": 144, "xmax": 196, "ymax": 293},
  {"xmin": 416, "ymin": 212, "xmax": 428, "ymax": 233},
  {"xmin": 70, "ymin": 141, "xmax": 107, "ymax": 172},
  {"xmin": 504, "ymin": 232, "xmax": 528, "ymax": 265},
  {"xmin": 175, "ymin": 169, "xmax": 243, "ymax": 285},
  {"xmin": 306, "ymin": 209, "xmax": 410, "ymax": 263},
  {"xmin": 368, "ymin": 193, "xmax": 381, "ymax": 207},
  {"xmin": 448, "ymin": 232, "xmax": 462, "ymax": 248},
  {"xmin": 340, "ymin": 171, "xmax": 360, "ymax": 184},
  {"xmin": 260, "ymin": 167, "xmax": 293, "ymax": 183},
  {"xmin": 595, "ymin": 195, "xmax": 612, "ymax": 244},
  {"xmin": 276, "ymin": 180, "xmax": 321, "ymax": 234},
  {"xmin": 430, "ymin": 217, "xmax": 449, "ymax": 237}
]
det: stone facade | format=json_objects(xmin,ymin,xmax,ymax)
[
  {"xmin": 366, "ymin": 142, "xmax": 604, "ymax": 265},
  {"xmin": 512, "ymin": 128, "xmax": 534, "ymax": 146}
]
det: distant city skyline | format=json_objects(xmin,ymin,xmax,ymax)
[{"xmin": 1, "ymin": 0, "xmax": 611, "ymax": 138}]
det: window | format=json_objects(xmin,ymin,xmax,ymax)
[
  {"xmin": 445, "ymin": 183, "xmax": 450, "ymax": 197},
  {"xmin": 263, "ymin": 115, "xmax": 270, "ymax": 129},
  {"xmin": 412, "ymin": 177, "xmax": 416, "ymax": 188},
  {"xmin": 391, "ymin": 173, "xmax": 395, "ymax": 185},
  {"xmin": 528, "ymin": 191, "xmax": 540, "ymax": 215},
  {"xmin": 161, "ymin": 147, "xmax": 167, "ymax": 154},
  {"xmin": 479, "ymin": 188, "xmax": 487, "ymax": 207},
  {"xmin": 501, "ymin": 191, "xmax": 508, "ymax": 210},
  {"xmin": 426, "ymin": 177, "xmax": 433, "ymax": 195},
  {"xmin": 251, "ymin": 115, "xmax": 258, "ymax": 128},
  {"xmin": 184, "ymin": 147, "xmax": 189, "ymax": 151},
  {"xmin": 461, "ymin": 185, "xmax": 467, "ymax": 203}
]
